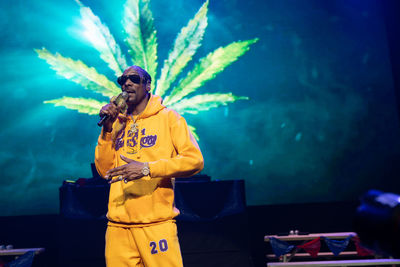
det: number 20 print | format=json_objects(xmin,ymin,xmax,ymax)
[{"xmin": 150, "ymin": 239, "xmax": 168, "ymax": 254}]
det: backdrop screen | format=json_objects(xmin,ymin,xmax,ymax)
[{"xmin": 1, "ymin": 0, "xmax": 400, "ymax": 216}]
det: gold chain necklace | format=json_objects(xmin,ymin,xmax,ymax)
[
  {"xmin": 126, "ymin": 114, "xmax": 140, "ymax": 154},
  {"xmin": 128, "ymin": 114, "xmax": 140, "ymax": 135}
]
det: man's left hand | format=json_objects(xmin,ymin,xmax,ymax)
[{"xmin": 106, "ymin": 155, "xmax": 145, "ymax": 184}]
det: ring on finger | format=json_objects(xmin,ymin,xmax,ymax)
[
  {"xmin": 124, "ymin": 178, "xmax": 129, "ymax": 184},
  {"xmin": 118, "ymin": 175, "xmax": 123, "ymax": 181}
]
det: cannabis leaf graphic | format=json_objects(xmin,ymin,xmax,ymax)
[{"xmin": 35, "ymin": 0, "xmax": 258, "ymax": 139}]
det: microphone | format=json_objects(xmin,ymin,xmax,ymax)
[{"xmin": 97, "ymin": 91, "xmax": 129, "ymax": 127}]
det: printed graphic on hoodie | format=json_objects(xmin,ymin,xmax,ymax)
[{"xmin": 115, "ymin": 128, "xmax": 157, "ymax": 153}]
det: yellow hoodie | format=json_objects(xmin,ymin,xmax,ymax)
[{"xmin": 95, "ymin": 94, "xmax": 204, "ymax": 226}]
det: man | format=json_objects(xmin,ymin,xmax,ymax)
[{"xmin": 95, "ymin": 65, "xmax": 204, "ymax": 267}]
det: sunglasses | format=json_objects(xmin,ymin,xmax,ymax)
[{"xmin": 117, "ymin": 74, "xmax": 142, "ymax": 86}]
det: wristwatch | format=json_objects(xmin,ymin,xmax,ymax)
[{"xmin": 142, "ymin": 162, "xmax": 150, "ymax": 176}]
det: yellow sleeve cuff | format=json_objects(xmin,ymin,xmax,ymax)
[{"xmin": 99, "ymin": 129, "xmax": 113, "ymax": 141}]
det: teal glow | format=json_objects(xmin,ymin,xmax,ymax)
[{"xmin": 1, "ymin": 0, "xmax": 400, "ymax": 216}]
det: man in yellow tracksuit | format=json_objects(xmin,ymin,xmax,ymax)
[{"xmin": 95, "ymin": 65, "xmax": 204, "ymax": 267}]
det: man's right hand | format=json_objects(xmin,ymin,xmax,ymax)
[{"xmin": 99, "ymin": 100, "xmax": 119, "ymax": 132}]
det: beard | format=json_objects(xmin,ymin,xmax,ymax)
[{"xmin": 126, "ymin": 91, "xmax": 149, "ymax": 108}]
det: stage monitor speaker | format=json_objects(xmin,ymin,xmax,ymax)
[{"xmin": 175, "ymin": 180, "xmax": 254, "ymax": 267}]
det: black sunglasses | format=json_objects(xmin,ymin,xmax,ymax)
[{"xmin": 117, "ymin": 74, "xmax": 142, "ymax": 86}]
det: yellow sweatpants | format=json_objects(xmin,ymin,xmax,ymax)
[{"xmin": 105, "ymin": 220, "xmax": 184, "ymax": 267}]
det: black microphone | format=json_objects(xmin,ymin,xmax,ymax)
[{"xmin": 97, "ymin": 91, "xmax": 129, "ymax": 127}]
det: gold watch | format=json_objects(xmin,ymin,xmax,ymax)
[{"xmin": 142, "ymin": 162, "xmax": 150, "ymax": 176}]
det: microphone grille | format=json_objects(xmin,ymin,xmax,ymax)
[{"xmin": 121, "ymin": 91, "xmax": 129, "ymax": 99}]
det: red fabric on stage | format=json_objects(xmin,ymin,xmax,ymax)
[
  {"xmin": 352, "ymin": 236, "xmax": 374, "ymax": 256},
  {"xmin": 297, "ymin": 237, "xmax": 321, "ymax": 257}
]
